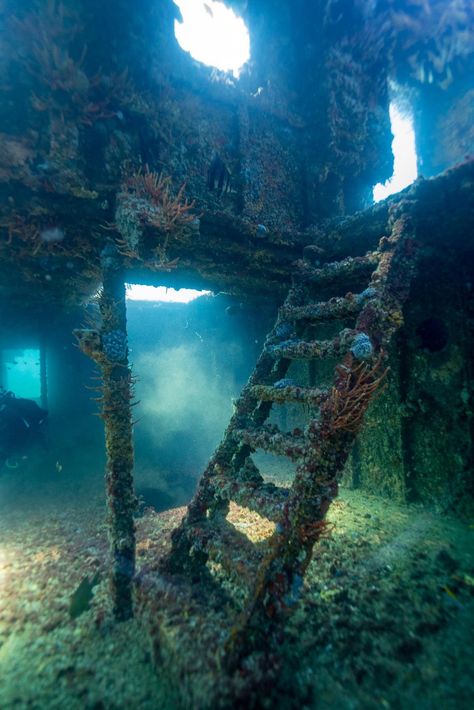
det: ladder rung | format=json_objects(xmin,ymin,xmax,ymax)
[
  {"xmin": 252, "ymin": 383, "xmax": 329, "ymax": 405},
  {"xmin": 234, "ymin": 426, "xmax": 307, "ymax": 460},
  {"xmin": 156, "ymin": 211, "xmax": 418, "ymax": 673},
  {"xmin": 267, "ymin": 329, "xmax": 354, "ymax": 360},
  {"xmin": 280, "ymin": 288, "xmax": 377, "ymax": 322},
  {"xmin": 294, "ymin": 253, "xmax": 380, "ymax": 284},
  {"xmin": 211, "ymin": 475, "xmax": 290, "ymax": 523}
]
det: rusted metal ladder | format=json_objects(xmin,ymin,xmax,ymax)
[{"xmin": 160, "ymin": 204, "xmax": 418, "ymax": 667}]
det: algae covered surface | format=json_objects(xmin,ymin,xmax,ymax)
[
  {"xmin": 0, "ymin": 497, "xmax": 172, "ymax": 709},
  {"xmin": 0, "ymin": 477, "xmax": 472, "ymax": 709},
  {"xmin": 288, "ymin": 489, "xmax": 474, "ymax": 709}
]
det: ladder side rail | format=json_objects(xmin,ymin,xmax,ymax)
[{"xmin": 226, "ymin": 208, "xmax": 419, "ymax": 662}]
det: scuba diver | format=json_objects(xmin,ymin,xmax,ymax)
[{"xmin": 0, "ymin": 388, "xmax": 48, "ymax": 470}]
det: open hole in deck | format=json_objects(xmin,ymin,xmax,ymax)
[
  {"xmin": 226, "ymin": 502, "xmax": 275, "ymax": 543},
  {"xmin": 251, "ymin": 452, "xmax": 297, "ymax": 487}
]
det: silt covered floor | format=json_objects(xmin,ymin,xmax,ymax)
[{"xmin": 0, "ymin": 468, "xmax": 472, "ymax": 709}]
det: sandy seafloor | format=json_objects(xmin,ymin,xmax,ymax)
[{"xmin": 0, "ymin": 462, "xmax": 473, "ymax": 710}]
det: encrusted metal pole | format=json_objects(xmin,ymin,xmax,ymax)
[{"xmin": 74, "ymin": 240, "xmax": 136, "ymax": 621}]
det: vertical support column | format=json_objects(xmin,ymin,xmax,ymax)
[
  {"xmin": 100, "ymin": 242, "xmax": 136, "ymax": 621},
  {"xmin": 74, "ymin": 241, "xmax": 136, "ymax": 620}
]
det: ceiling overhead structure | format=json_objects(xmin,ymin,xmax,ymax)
[{"xmin": 1, "ymin": 0, "xmax": 471, "ymax": 316}]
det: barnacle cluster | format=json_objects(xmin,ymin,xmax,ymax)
[
  {"xmin": 102, "ymin": 330, "xmax": 128, "ymax": 363},
  {"xmin": 350, "ymin": 332, "xmax": 373, "ymax": 360}
]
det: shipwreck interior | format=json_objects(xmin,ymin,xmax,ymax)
[{"xmin": 0, "ymin": 1, "xmax": 473, "ymax": 708}]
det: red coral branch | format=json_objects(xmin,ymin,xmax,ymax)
[{"xmin": 324, "ymin": 353, "xmax": 389, "ymax": 433}]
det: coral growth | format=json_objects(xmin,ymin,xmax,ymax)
[
  {"xmin": 324, "ymin": 353, "xmax": 389, "ymax": 434},
  {"xmin": 115, "ymin": 166, "xmax": 197, "ymax": 269},
  {"xmin": 384, "ymin": 0, "xmax": 474, "ymax": 88},
  {"xmin": 13, "ymin": 0, "xmax": 130, "ymax": 125},
  {"xmin": 123, "ymin": 167, "xmax": 196, "ymax": 234},
  {"xmin": 73, "ymin": 329, "xmax": 103, "ymax": 364}
]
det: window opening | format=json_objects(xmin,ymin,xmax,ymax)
[
  {"xmin": 2, "ymin": 349, "xmax": 41, "ymax": 401},
  {"xmin": 373, "ymin": 100, "xmax": 418, "ymax": 202},
  {"xmin": 173, "ymin": 0, "xmax": 250, "ymax": 77},
  {"xmin": 125, "ymin": 284, "xmax": 211, "ymax": 303}
]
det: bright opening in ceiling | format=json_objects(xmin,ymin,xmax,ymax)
[
  {"xmin": 125, "ymin": 284, "xmax": 211, "ymax": 303},
  {"xmin": 173, "ymin": 0, "xmax": 250, "ymax": 77},
  {"xmin": 373, "ymin": 102, "xmax": 418, "ymax": 203}
]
